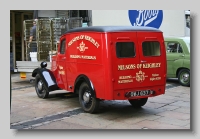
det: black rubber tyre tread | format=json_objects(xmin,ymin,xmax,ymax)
[
  {"xmin": 178, "ymin": 69, "xmax": 190, "ymax": 87},
  {"xmin": 79, "ymin": 82, "xmax": 99, "ymax": 113},
  {"xmin": 128, "ymin": 98, "xmax": 148, "ymax": 108},
  {"xmin": 35, "ymin": 74, "xmax": 49, "ymax": 99}
]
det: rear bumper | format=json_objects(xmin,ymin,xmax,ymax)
[{"xmin": 113, "ymin": 85, "xmax": 166, "ymax": 100}]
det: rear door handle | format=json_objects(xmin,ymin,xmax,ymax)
[
  {"xmin": 62, "ymin": 57, "xmax": 66, "ymax": 60},
  {"xmin": 141, "ymin": 60, "xmax": 146, "ymax": 63}
]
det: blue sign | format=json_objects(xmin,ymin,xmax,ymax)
[{"xmin": 128, "ymin": 10, "xmax": 163, "ymax": 29}]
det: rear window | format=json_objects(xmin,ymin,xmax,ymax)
[
  {"xmin": 116, "ymin": 42, "xmax": 135, "ymax": 58},
  {"xmin": 142, "ymin": 41, "xmax": 161, "ymax": 56}
]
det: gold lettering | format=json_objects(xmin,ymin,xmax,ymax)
[
  {"xmin": 150, "ymin": 77, "xmax": 161, "ymax": 81},
  {"xmin": 91, "ymin": 38, "xmax": 95, "ymax": 45},
  {"xmin": 70, "ymin": 55, "xmax": 96, "ymax": 60},
  {"xmin": 80, "ymin": 35, "xmax": 84, "ymax": 39},
  {"xmin": 119, "ymin": 75, "xmax": 132, "ymax": 79},
  {"xmin": 68, "ymin": 41, "xmax": 72, "ymax": 46},
  {"xmin": 82, "ymin": 55, "xmax": 96, "ymax": 60},
  {"xmin": 59, "ymin": 71, "xmax": 65, "ymax": 75},
  {"xmin": 152, "ymin": 74, "xmax": 159, "ymax": 76},
  {"xmin": 118, "ymin": 65, "xmax": 124, "ymax": 70},
  {"xmin": 156, "ymin": 77, "xmax": 161, "ymax": 80},
  {"xmin": 151, "ymin": 63, "xmax": 156, "ymax": 68},
  {"xmin": 68, "ymin": 35, "xmax": 100, "ymax": 48},
  {"xmin": 143, "ymin": 63, "xmax": 161, "ymax": 68},
  {"xmin": 137, "ymin": 64, "xmax": 142, "ymax": 69},
  {"xmin": 70, "ymin": 55, "xmax": 81, "ymax": 58},
  {"xmin": 156, "ymin": 63, "xmax": 161, "ymax": 67},
  {"xmin": 143, "ymin": 64, "xmax": 146, "ymax": 68},
  {"xmin": 59, "ymin": 65, "xmax": 63, "ymax": 70},
  {"xmin": 84, "ymin": 35, "xmax": 90, "ymax": 41},
  {"xmin": 118, "ymin": 64, "xmax": 136, "ymax": 70},
  {"xmin": 118, "ymin": 79, "xmax": 133, "ymax": 84},
  {"xmin": 95, "ymin": 42, "xmax": 100, "ymax": 48}
]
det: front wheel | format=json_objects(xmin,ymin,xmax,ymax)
[
  {"xmin": 128, "ymin": 98, "xmax": 148, "ymax": 108},
  {"xmin": 178, "ymin": 69, "xmax": 190, "ymax": 87},
  {"xmin": 35, "ymin": 74, "xmax": 49, "ymax": 99},
  {"xmin": 79, "ymin": 82, "xmax": 99, "ymax": 113}
]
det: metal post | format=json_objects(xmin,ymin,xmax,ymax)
[
  {"xmin": 12, "ymin": 12, "xmax": 16, "ymax": 69},
  {"xmin": 36, "ymin": 19, "xmax": 39, "ymax": 61},
  {"xmin": 88, "ymin": 10, "xmax": 92, "ymax": 26},
  {"xmin": 21, "ymin": 13, "xmax": 25, "ymax": 61}
]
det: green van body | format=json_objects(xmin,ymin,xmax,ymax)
[{"xmin": 164, "ymin": 37, "xmax": 190, "ymax": 86}]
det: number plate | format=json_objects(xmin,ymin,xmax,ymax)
[{"xmin": 130, "ymin": 90, "xmax": 151, "ymax": 97}]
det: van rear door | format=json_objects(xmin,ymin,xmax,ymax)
[
  {"xmin": 137, "ymin": 32, "xmax": 166, "ymax": 87},
  {"xmin": 111, "ymin": 32, "xmax": 141, "ymax": 90},
  {"xmin": 111, "ymin": 31, "xmax": 166, "ymax": 90}
]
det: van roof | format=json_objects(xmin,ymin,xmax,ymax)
[{"xmin": 64, "ymin": 26, "xmax": 162, "ymax": 34}]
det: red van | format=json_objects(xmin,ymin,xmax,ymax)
[{"xmin": 32, "ymin": 26, "xmax": 167, "ymax": 113}]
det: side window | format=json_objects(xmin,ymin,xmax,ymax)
[
  {"xmin": 142, "ymin": 41, "xmax": 160, "ymax": 56},
  {"xmin": 60, "ymin": 39, "xmax": 66, "ymax": 54},
  {"xmin": 167, "ymin": 42, "xmax": 183, "ymax": 53},
  {"xmin": 116, "ymin": 42, "xmax": 135, "ymax": 58}
]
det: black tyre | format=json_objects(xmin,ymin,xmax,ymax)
[
  {"xmin": 35, "ymin": 74, "xmax": 49, "ymax": 99},
  {"xmin": 128, "ymin": 98, "xmax": 148, "ymax": 108},
  {"xmin": 178, "ymin": 69, "xmax": 190, "ymax": 87},
  {"xmin": 79, "ymin": 82, "xmax": 99, "ymax": 113}
]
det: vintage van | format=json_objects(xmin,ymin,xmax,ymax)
[
  {"xmin": 164, "ymin": 37, "xmax": 190, "ymax": 87},
  {"xmin": 32, "ymin": 26, "xmax": 167, "ymax": 113}
]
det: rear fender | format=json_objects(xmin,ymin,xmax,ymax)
[
  {"xmin": 32, "ymin": 68, "xmax": 59, "ymax": 92},
  {"xmin": 74, "ymin": 75, "xmax": 95, "ymax": 95}
]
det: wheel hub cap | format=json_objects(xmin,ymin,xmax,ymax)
[
  {"xmin": 38, "ymin": 81, "xmax": 43, "ymax": 91},
  {"xmin": 182, "ymin": 73, "xmax": 189, "ymax": 82},
  {"xmin": 83, "ymin": 91, "xmax": 90, "ymax": 103}
]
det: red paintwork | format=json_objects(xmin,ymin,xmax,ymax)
[{"xmin": 51, "ymin": 30, "xmax": 166, "ymax": 100}]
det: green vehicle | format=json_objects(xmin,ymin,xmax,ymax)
[{"xmin": 164, "ymin": 37, "xmax": 190, "ymax": 86}]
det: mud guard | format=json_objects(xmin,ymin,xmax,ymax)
[
  {"xmin": 74, "ymin": 75, "xmax": 95, "ymax": 93},
  {"xmin": 32, "ymin": 68, "xmax": 59, "ymax": 92}
]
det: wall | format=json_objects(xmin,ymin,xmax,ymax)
[
  {"xmin": 160, "ymin": 10, "xmax": 185, "ymax": 37},
  {"xmin": 91, "ymin": 10, "xmax": 186, "ymax": 37},
  {"xmin": 92, "ymin": 10, "xmax": 129, "ymax": 26}
]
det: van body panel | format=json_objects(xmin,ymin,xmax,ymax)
[{"xmin": 50, "ymin": 26, "xmax": 166, "ymax": 100}]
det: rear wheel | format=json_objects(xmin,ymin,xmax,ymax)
[
  {"xmin": 79, "ymin": 82, "xmax": 99, "ymax": 113},
  {"xmin": 128, "ymin": 98, "xmax": 148, "ymax": 108},
  {"xmin": 178, "ymin": 69, "xmax": 190, "ymax": 87},
  {"xmin": 35, "ymin": 74, "xmax": 49, "ymax": 99}
]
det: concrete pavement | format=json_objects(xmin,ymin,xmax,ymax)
[{"xmin": 10, "ymin": 73, "xmax": 190, "ymax": 129}]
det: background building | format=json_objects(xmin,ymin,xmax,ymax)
[{"xmin": 10, "ymin": 10, "xmax": 190, "ymax": 71}]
